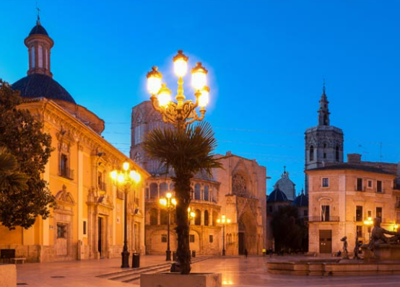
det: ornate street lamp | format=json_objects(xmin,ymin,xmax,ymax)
[
  {"xmin": 110, "ymin": 162, "xmax": 141, "ymax": 268},
  {"xmin": 217, "ymin": 215, "xmax": 231, "ymax": 256},
  {"xmin": 364, "ymin": 217, "xmax": 373, "ymax": 240},
  {"xmin": 146, "ymin": 50, "xmax": 210, "ymax": 130},
  {"xmin": 159, "ymin": 192, "xmax": 177, "ymax": 261},
  {"xmin": 188, "ymin": 207, "xmax": 196, "ymax": 223}
]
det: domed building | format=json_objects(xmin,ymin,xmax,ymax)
[
  {"xmin": 292, "ymin": 189, "xmax": 309, "ymax": 220},
  {"xmin": 273, "ymin": 167, "xmax": 296, "ymax": 200},
  {"xmin": 0, "ymin": 19, "xmax": 149, "ymax": 263}
]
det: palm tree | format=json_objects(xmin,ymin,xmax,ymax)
[
  {"xmin": 143, "ymin": 122, "xmax": 223, "ymax": 274},
  {"xmin": 0, "ymin": 146, "xmax": 28, "ymax": 194}
]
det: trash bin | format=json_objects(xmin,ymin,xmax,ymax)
[
  {"xmin": 192, "ymin": 250, "xmax": 196, "ymax": 258},
  {"xmin": 172, "ymin": 252, "xmax": 177, "ymax": 261},
  {"xmin": 132, "ymin": 253, "xmax": 140, "ymax": 268}
]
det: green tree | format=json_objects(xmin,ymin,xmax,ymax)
[
  {"xmin": 0, "ymin": 81, "xmax": 55, "ymax": 230},
  {"xmin": 143, "ymin": 122, "xmax": 223, "ymax": 274},
  {"xmin": 271, "ymin": 205, "xmax": 308, "ymax": 253}
]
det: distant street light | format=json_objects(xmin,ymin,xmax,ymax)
[
  {"xmin": 188, "ymin": 207, "xmax": 196, "ymax": 224},
  {"xmin": 111, "ymin": 162, "xmax": 141, "ymax": 268},
  {"xmin": 146, "ymin": 50, "xmax": 210, "ymax": 130},
  {"xmin": 159, "ymin": 192, "xmax": 177, "ymax": 261},
  {"xmin": 364, "ymin": 217, "xmax": 373, "ymax": 240},
  {"xmin": 217, "ymin": 215, "xmax": 231, "ymax": 256}
]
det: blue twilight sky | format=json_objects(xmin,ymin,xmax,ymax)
[{"xmin": 1, "ymin": 0, "xmax": 399, "ymax": 195}]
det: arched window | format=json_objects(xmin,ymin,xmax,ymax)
[
  {"xmin": 204, "ymin": 210, "xmax": 209, "ymax": 226},
  {"xmin": 195, "ymin": 209, "xmax": 201, "ymax": 225},
  {"xmin": 160, "ymin": 209, "xmax": 168, "ymax": 225},
  {"xmin": 212, "ymin": 187, "xmax": 217, "ymax": 202},
  {"xmin": 232, "ymin": 174, "xmax": 247, "ymax": 197},
  {"xmin": 169, "ymin": 182, "xmax": 174, "ymax": 191},
  {"xmin": 38, "ymin": 45, "xmax": 43, "ymax": 68},
  {"xmin": 204, "ymin": 185, "xmax": 209, "ymax": 201},
  {"xmin": 31, "ymin": 47, "xmax": 35, "ymax": 68},
  {"xmin": 213, "ymin": 211, "xmax": 218, "ymax": 226},
  {"xmin": 150, "ymin": 208, "xmax": 158, "ymax": 225},
  {"xmin": 336, "ymin": 145, "xmax": 340, "ymax": 161},
  {"xmin": 195, "ymin": 184, "xmax": 201, "ymax": 200},
  {"xmin": 160, "ymin": 182, "xmax": 168, "ymax": 198},
  {"xmin": 150, "ymin": 183, "xmax": 158, "ymax": 199},
  {"xmin": 310, "ymin": 145, "xmax": 314, "ymax": 161}
]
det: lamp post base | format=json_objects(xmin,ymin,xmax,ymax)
[
  {"xmin": 222, "ymin": 249, "xmax": 225, "ymax": 256},
  {"xmin": 166, "ymin": 250, "xmax": 171, "ymax": 261},
  {"xmin": 121, "ymin": 251, "xmax": 130, "ymax": 268}
]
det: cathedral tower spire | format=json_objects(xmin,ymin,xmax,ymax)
[
  {"xmin": 24, "ymin": 17, "xmax": 54, "ymax": 78},
  {"xmin": 318, "ymin": 82, "xmax": 330, "ymax": 126}
]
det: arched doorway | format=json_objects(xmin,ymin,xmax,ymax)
[{"xmin": 238, "ymin": 211, "xmax": 258, "ymax": 255}]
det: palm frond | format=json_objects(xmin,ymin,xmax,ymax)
[{"xmin": 143, "ymin": 122, "xmax": 223, "ymax": 178}]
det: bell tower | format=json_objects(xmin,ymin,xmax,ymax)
[
  {"xmin": 24, "ymin": 15, "xmax": 54, "ymax": 78},
  {"xmin": 304, "ymin": 84, "xmax": 344, "ymax": 192}
]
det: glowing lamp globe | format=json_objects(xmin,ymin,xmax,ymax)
[
  {"xmin": 173, "ymin": 50, "xmax": 189, "ymax": 77},
  {"xmin": 147, "ymin": 66, "xmax": 163, "ymax": 95},
  {"xmin": 198, "ymin": 86, "xmax": 210, "ymax": 107},
  {"xmin": 191, "ymin": 62, "xmax": 208, "ymax": 90},
  {"xmin": 157, "ymin": 84, "xmax": 172, "ymax": 107}
]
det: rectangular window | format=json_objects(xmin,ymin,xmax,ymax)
[
  {"xmin": 367, "ymin": 210, "xmax": 372, "ymax": 218},
  {"xmin": 161, "ymin": 234, "xmax": 167, "ymax": 243},
  {"xmin": 356, "ymin": 226, "xmax": 362, "ymax": 238},
  {"xmin": 322, "ymin": 178, "xmax": 329, "ymax": 187},
  {"xmin": 38, "ymin": 45, "xmax": 43, "ymax": 68},
  {"xmin": 376, "ymin": 207, "xmax": 382, "ymax": 220},
  {"xmin": 321, "ymin": 205, "xmax": 330, "ymax": 221},
  {"xmin": 356, "ymin": 206, "xmax": 363, "ymax": 222},
  {"xmin": 209, "ymin": 235, "xmax": 213, "ymax": 243},
  {"xmin": 368, "ymin": 180, "xmax": 373, "ymax": 188},
  {"xmin": 57, "ymin": 223, "xmax": 67, "ymax": 239},
  {"xmin": 83, "ymin": 220, "xmax": 87, "ymax": 235},
  {"xmin": 356, "ymin": 178, "xmax": 363, "ymax": 191},
  {"xmin": 189, "ymin": 234, "xmax": 195, "ymax": 243},
  {"xmin": 377, "ymin": 181, "xmax": 383, "ymax": 193}
]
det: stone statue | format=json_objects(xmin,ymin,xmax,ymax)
[
  {"xmin": 368, "ymin": 218, "xmax": 397, "ymax": 250},
  {"xmin": 340, "ymin": 236, "xmax": 349, "ymax": 259}
]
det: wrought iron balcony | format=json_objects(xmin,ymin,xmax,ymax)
[
  {"xmin": 308, "ymin": 216, "xmax": 340, "ymax": 222},
  {"xmin": 59, "ymin": 167, "xmax": 74, "ymax": 180},
  {"xmin": 98, "ymin": 181, "xmax": 107, "ymax": 191}
]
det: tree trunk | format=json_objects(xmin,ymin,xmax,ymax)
[{"xmin": 173, "ymin": 172, "xmax": 192, "ymax": 274}]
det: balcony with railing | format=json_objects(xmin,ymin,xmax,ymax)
[
  {"xmin": 355, "ymin": 186, "xmax": 366, "ymax": 192},
  {"xmin": 308, "ymin": 216, "xmax": 340, "ymax": 222},
  {"xmin": 59, "ymin": 167, "xmax": 74, "ymax": 180},
  {"xmin": 98, "ymin": 181, "xmax": 107, "ymax": 191}
]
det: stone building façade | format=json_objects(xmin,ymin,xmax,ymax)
[
  {"xmin": 305, "ymin": 87, "xmax": 400, "ymax": 256},
  {"xmin": 307, "ymin": 154, "xmax": 399, "ymax": 255},
  {"xmin": 0, "ymin": 19, "xmax": 149, "ymax": 262}
]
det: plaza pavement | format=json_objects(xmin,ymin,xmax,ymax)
[{"xmin": 15, "ymin": 255, "xmax": 400, "ymax": 286}]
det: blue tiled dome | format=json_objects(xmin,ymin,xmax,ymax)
[
  {"xmin": 267, "ymin": 188, "xmax": 288, "ymax": 203},
  {"xmin": 292, "ymin": 193, "xmax": 308, "ymax": 207},
  {"xmin": 29, "ymin": 23, "xmax": 49, "ymax": 36},
  {"xmin": 12, "ymin": 74, "xmax": 76, "ymax": 104}
]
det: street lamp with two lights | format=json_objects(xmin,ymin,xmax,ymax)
[
  {"xmin": 110, "ymin": 162, "xmax": 141, "ymax": 268},
  {"xmin": 159, "ymin": 192, "xmax": 177, "ymax": 261}
]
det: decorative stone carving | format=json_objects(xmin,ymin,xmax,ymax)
[{"xmin": 55, "ymin": 185, "xmax": 75, "ymax": 206}]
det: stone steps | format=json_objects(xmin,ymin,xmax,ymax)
[{"xmin": 97, "ymin": 256, "xmax": 212, "ymax": 284}]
